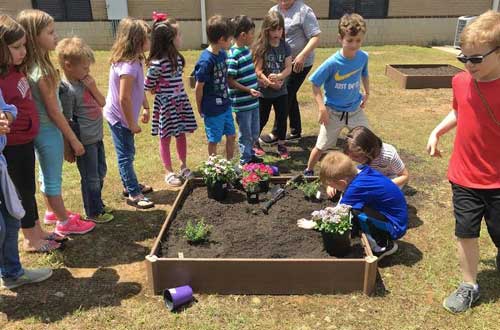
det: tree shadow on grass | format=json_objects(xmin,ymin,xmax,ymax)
[
  {"xmin": 60, "ymin": 209, "xmax": 167, "ymax": 268},
  {"xmin": 0, "ymin": 268, "xmax": 141, "ymax": 323},
  {"xmin": 377, "ymin": 240, "xmax": 423, "ymax": 268}
]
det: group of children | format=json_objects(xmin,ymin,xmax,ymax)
[{"xmin": 0, "ymin": 5, "xmax": 498, "ymax": 315}]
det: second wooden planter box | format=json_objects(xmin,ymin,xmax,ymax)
[{"xmin": 386, "ymin": 64, "xmax": 462, "ymax": 89}]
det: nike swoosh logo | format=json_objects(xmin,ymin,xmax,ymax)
[{"xmin": 334, "ymin": 68, "xmax": 362, "ymax": 81}]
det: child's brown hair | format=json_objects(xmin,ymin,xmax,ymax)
[
  {"xmin": 460, "ymin": 10, "xmax": 500, "ymax": 50},
  {"xmin": 109, "ymin": 17, "xmax": 151, "ymax": 64},
  {"xmin": 338, "ymin": 13, "xmax": 366, "ymax": 38},
  {"xmin": 55, "ymin": 37, "xmax": 95, "ymax": 69},
  {"xmin": 344, "ymin": 126, "xmax": 382, "ymax": 164},
  {"xmin": 206, "ymin": 15, "xmax": 234, "ymax": 44},
  {"xmin": 0, "ymin": 14, "xmax": 26, "ymax": 76},
  {"xmin": 253, "ymin": 11, "xmax": 284, "ymax": 62},
  {"xmin": 17, "ymin": 9, "xmax": 59, "ymax": 87},
  {"xmin": 320, "ymin": 151, "xmax": 358, "ymax": 185},
  {"xmin": 147, "ymin": 17, "xmax": 185, "ymax": 72}
]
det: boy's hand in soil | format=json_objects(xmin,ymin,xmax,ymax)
[
  {"xmin": 326, "ymin": 185, "xmax": 337, "ymax": 198},
  {"xmin": 297, "ymin": 218, "xmax": 316, "ymax": 230}
]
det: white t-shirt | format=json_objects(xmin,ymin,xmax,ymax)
[{"xmin": 370, "ymin": 143, "xmax": 405, "ymax": 178}]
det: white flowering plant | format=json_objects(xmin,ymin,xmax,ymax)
[
  {"xmin": 310, "ymin": 204, "xmax": 352, "ymax": 235},
  {"xmin": 198, "ymin": 155, "xmax": 238, "ymax": 187}
]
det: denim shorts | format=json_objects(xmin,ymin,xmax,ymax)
[{"xmin": 203, "ymin": 109, "xmax": 236, "ymax": 143}]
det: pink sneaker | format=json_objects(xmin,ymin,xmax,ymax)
[
  {"xmin": 44, "ymin": 210, "xmax": 79, "ymax": 225},
  {"xmin": 55, "ymin": 214, "xmax": 95, "ymax": 235}
]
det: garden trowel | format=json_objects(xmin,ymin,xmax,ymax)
[{"xmin": 262, "ymin": 174, "xmax": 303, "ymax": 214}]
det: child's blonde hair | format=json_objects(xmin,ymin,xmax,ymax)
[
  {"xmin": 0, "ymin": 14, "xmax": 26, "ymax": 76},
  {"xmin": 17, "ymin": 9, "xmax": 59, "ymax": 87},
  {"xmin": 109, "ymin": 17, "xmax": 151, "ymax": 64},
  {"xmin": 460, "ymin": 10, "xmax": 500, "ymax": 50},
  {"xmin": 320, "ymin": 151, "xmax": 358, "ymax": 185},
  {"xmin": 253, "ymin": 11, "xmax": 284, "ymax": 62},
  {"xmin": 55, "ymin": 37, "xmax": 95, "ymax": 69},
  {"xmin": 338, "ymin": 13, "xmax": 366, "ymax": 38}
]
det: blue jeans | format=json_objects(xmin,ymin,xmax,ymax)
[
  {"xmin": 235, "ymin": 108, "xmax": 260, "ymax": 164},
  {"xmin": 76, "ymin": 141, "xmax": 107, "ymax": 217},
  {"xmin": 108, "ymin": 122, "xmax": 141, "ymax": 197},
  {"xmin": 0, "ymin": 195, "xmax": 24, "ymax": 280}
]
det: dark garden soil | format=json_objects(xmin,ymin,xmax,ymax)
[
  {"xmin": 160, "ymin": 185, "xmax": 365, "ymax": 259},
  {"xmin": 397, "ymin": 65, "xmax": 462, "ymax": 76}
]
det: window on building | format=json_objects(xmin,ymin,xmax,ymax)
[
  {"xmin": 329, "ymin": 0, "xmax": 389, "ymax": 19},
  {"xmin": 32, "ymin": 0, "xmax": 93, "ymax": 21}
]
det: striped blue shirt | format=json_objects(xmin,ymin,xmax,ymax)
[{"xmin": 227, "ymin": 46, "xmax": 259, "ymax": 113}]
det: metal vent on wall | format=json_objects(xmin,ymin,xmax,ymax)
[{"xmin": 454, "ymin": 16, "xmax": 477, "ymax": 49}]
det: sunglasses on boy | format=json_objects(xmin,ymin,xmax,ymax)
[{"xmin": 456, "ymin": 46, "xmax": 499, "ymax": 64}]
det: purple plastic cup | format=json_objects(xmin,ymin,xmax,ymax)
[
  {"xmin": 270, "ymin": 165, "xmax": 279, "ymax": 176},
  {"xmin": 163, "ymin": 285, "xmax": 193, "ymax": 311}
]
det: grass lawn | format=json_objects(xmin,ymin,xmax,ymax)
[{"xmin": 1, "ymin": 45, "xmax": 499, "ymax": 329}]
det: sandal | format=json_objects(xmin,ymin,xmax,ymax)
[
  {"xmin": 126, "ymin": 196, "xmax": 155, "ymax": 209},
  {"xmin": 122, "ymin": 184, "xmax": 153, "ymax": 197},
  {"xmin": 46, "ymin": 232, "xmax": 68, "ymax": 242},
  {"xmin": 24, "ymin": 240, "xmax": 61, "ymax": 253},
  {"xmin": 179, "ymin": 168, "xmax": 193, "ymax": 180},
  {"xmin": 165, "ymin": 173, "xmax": 183, "ymax": 187}
]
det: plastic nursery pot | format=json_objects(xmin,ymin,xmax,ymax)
[
  {"xmin": 207, "ymin": 181, "xmax": 228, "ymax": 201},
  {"xmin": 163, "ymin": 285, "xmax": 194, "ymax": 311},
  {"xmin": 259, "ymin": 180, "xmax": 270, "ymax": 193},
  {"xmin": 321, "ymin": 230, "xmax": 351, "ymax": 257},
  {"xmin": 246, "ymin": 191, "xmax": 260, "ymax": 204}
]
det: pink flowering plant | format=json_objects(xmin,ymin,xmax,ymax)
[
  {"xmin": 311, "ymin": 204, "xmax": 352, "ymax": 235},
  {"xmin": 242, "ymin": 163, "xmax": 273, "ymax": 181},
  {"xmin": 199, "ymin": 155, "xmax": 237, "ymax": 187},
  {"xmin": 241, "ymin": 172, "xmax": 260, "ymax": 193}
]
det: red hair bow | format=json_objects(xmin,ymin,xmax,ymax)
[{"xmin": 152, "ymin": 11, "xmax": 167, "ymax": 22}]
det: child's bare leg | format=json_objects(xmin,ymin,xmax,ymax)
[
  {"xmin": 457, "ymin": 238, "xmax": 479, "ymax": 284},
  {"xmin": 208, "ymin": 142, "xmax": 217, "ymax": 156},
  {"xmin": 226, "ymin": 135, "xmax": 236, "ymax": 160},
  {"xmin": 306, "ymin": 147, "xmax": 323, "ymax": 171},
  {"xmin": 44, "ymin": 194, "xmax": 69, "ymax": 222}
]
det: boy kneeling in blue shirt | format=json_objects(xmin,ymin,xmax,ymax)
[{"xmin": 315, "ymin": 151, "xmax": 408, "ymax": 259}]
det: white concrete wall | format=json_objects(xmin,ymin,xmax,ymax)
[{"xmin": 56, "ymin": 18, "xmax": 459, "ymax": 51}]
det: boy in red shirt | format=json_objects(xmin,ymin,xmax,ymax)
[{"xmin": 427, "ymin": 10, "xmax": 500, "ymax": 313}]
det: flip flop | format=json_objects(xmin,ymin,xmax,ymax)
[
  {"xmin": 46, "ymin": 232, "xmax": 68, "ymax": 242},
  {"xmin": 24, "ymin": 240, "xmax": 61, "ymax": 253},
  {"xmin": 126, "ymin": 196, "xmax": 155, "ymax": 209},
  {"xmin": 122, "ymin": 184, "xmax": 153, "ymax": 197}
]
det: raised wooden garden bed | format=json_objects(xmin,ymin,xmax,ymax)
[
  {"xmin": 146, "ymin": 177, "xmax": 378, "ymax": 295},
  {"xmin": 385, "ymin": 64, "xmax": 463, "ymax": 89}
]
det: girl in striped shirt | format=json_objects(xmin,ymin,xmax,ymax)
[
  {"xmin": 145, "ymin": 15, "xmax": 197, "ymax": 187},
  {"xmin": 327, "ymin": 126, "xmax": 409, "ymax": 197}
]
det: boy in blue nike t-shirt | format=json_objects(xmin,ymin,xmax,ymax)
[
  {"xmin": 315, "ymin": 151, "xmax": 408, "ymax": 260},
  {"xmin": 304, "ymin": 13, "xmax": 370, "ymax": 176}
]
